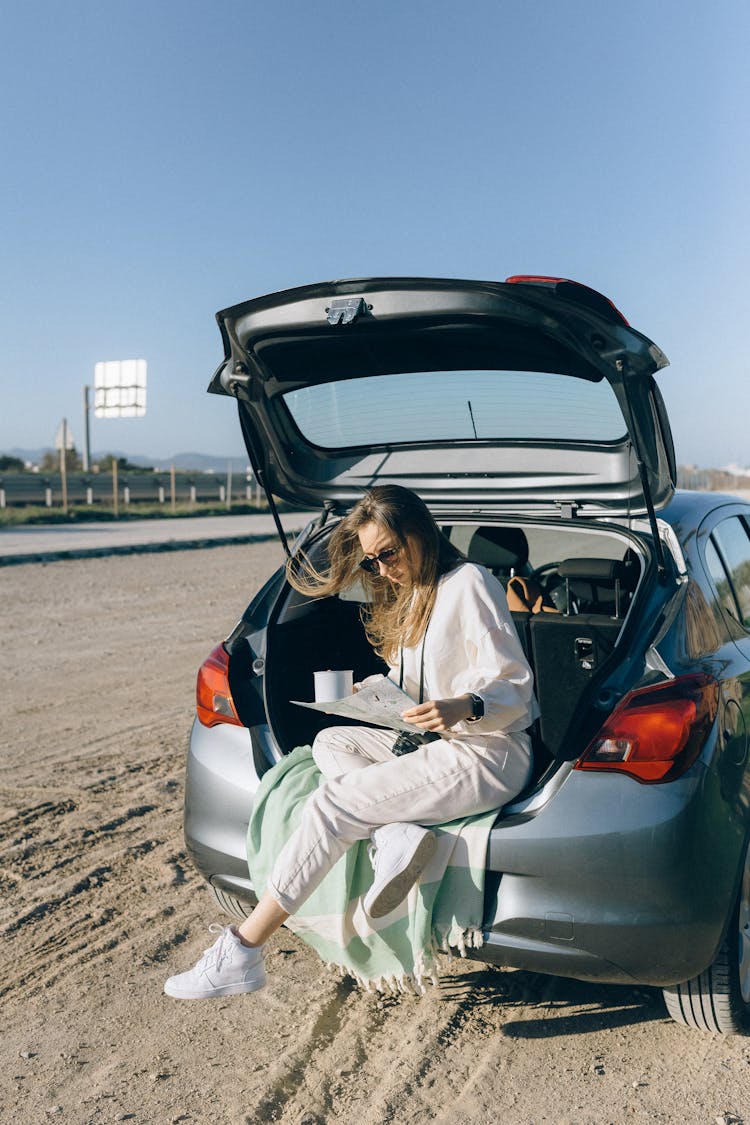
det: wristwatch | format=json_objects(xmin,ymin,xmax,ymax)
[{"xmin": 466, "ymin": 693, "xmax": 484, "ymax": 722}]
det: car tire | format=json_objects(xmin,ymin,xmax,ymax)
[
  {"xmin": 662, "ymin": 844, "xmax": 750, "ymax": 1034},
  {"xmin": 207, "ymin": 883, "xmax": 254, "ymax": 921}
]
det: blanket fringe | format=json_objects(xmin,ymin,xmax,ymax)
[
  {"xmin": 438, "ymin": 925, "xmax": 485, "ymax": 959},
  {"xmin": 324, "ymin": 961, "xmax": 438, "ymax": 996},
  {"xmin": 320, "ymin": 924, "xmax": 482, "ymax": 995}
]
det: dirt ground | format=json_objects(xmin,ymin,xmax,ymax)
[{"xmin": 2, "ymin": 542, "xmax": 750, "ymax": 1125}]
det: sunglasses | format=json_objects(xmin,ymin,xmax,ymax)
[{"xmin": 359, "ymin": 546, "xmax": 401, "ymax": 574}]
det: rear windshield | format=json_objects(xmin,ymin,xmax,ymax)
[{"xmin": 282, "ymin": 370, "xmax": 626, "ymax": 448}]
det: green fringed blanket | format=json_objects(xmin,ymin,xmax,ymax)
[{"xmin": 246, "ymin": 745, "xmax": 496, "ymax": 993}]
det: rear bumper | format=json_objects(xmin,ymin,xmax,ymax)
[
  {"xmin": 184, "ymin": 721, "xmax": 740, "ymax": 988},
  {"xmin": 472, "ymin": 930, "xmax": 636, "ymax": 983},
  {"xmin": 480, "ymin": 763, "xmax": 740, "ymax": 985}
]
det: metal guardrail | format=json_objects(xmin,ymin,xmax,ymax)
[{"xmin": 0, "ymin": 472, "xmax": 261, "ymax": 508}]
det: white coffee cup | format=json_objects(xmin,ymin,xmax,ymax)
[{"xmin": 314, "ymin": 669, "xmax": 354, "ymax": 702}]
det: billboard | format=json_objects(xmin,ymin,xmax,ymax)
[{"xmin": 94, "ymin": 359, "xmax": 147, "ymax": 418}]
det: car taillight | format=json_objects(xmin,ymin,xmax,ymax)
[
  {"xmin": 574, "ymin": 674, "xmax": 718, "ymax": 784},
  {"xmin": 504, "ymin": 275, "xmax": 629, "ymax": 325},
  {"xmin": 196, "ymin": 644, "xmax": 243, "ymax": 728}
]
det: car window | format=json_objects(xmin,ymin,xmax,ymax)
[
  {"xmin": 704, "ymin": 539, "xmax": 736, "ymax": 619},
  {"xmin": 710, "ymin": 517, "xmax": 750, "ymax": 629},
  {"xmin": 702, "ymin": 539, "xmax": 737, "ymax": 639},
  {"xmin": 282, "ymin": 370, "xmax": 625, "ymax": 449}
]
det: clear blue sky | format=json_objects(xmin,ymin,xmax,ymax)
[{"xmin": 2, "ymin": 0, "xmax": 748, "ymax": 468}]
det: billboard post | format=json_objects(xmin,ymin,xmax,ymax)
[
  {"xmin": 82, "ymin": 385, "xmax": 91, "ymax": 471},
  {"xmin": 112, "ymin": 456, "xmax": 119, "ymax": 517}
]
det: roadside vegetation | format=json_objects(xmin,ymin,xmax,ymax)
[
  {"xmin": 1, "ymin": 451, "xmax": 146, "ymax": 473},
  {"xmin": 0, "ymin": 500, "xmax": 281, "ymax": 527}
]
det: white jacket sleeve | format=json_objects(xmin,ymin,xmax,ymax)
[{"xmin": 446, "ymin": 565, "xmax": 538, "ymax": 735}]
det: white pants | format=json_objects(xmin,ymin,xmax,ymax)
[{"xmin": 267, "ymin": 726, "xmax": 532, "ymax": 914}]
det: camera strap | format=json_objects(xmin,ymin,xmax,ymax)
[{"xmin": 398, "ymin": 614, "xmax": 431, "ymax": 704}]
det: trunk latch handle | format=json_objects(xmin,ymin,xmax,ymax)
[
  {"xmin": 325, "ymin": 297, "xmax": 369, "ymax": 326},
  {"xmin": 574, "ymin": 636, "xmax": 595, "ymax": 670}
]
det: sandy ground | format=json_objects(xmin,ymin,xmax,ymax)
[{"xmin": 2, "ymin": 543, "xmax": 750, "ymax": 1125}]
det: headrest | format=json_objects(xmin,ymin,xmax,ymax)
[
  {"xmin": 467, "ymin": 526, "xmax": 529, "ymax": 571},
  {"xmin": 557, "ymin": 558, "xmax": 629, "ymax": 581}
]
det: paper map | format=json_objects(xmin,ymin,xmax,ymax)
[{"xmin": 291, "ymin": 674, "xmax": 427, "ymax": 734}]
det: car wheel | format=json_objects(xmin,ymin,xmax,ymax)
[
  {"xmin": 662, "ymin": 842, "xmax": 750, "ymax": 1034},
  {"xmin": 207, "ymin": 883, "xmax": 254, "ymax": 921}
]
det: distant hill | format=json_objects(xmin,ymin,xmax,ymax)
[
  {"xmin": 129, "ymin": 451, "xmax": 252, "ymax": 473},
  {"xmin": 6, "ymin": 447, "xmax": 251, "ymax": 473}
]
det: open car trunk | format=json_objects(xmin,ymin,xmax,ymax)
[{"xmin": 211, "ymin": 277, "xmax": 676, "ymax": 570}]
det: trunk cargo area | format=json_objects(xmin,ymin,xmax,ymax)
[{"xmin": 253, "ymin": 517, "xmax": 649, "ymax": 792}]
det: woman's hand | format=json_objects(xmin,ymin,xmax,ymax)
[{"xmin": 401, "ymin": 695, "xmax": 473, "ymax": 732}]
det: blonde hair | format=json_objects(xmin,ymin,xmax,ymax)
[{"xmin": 287, "ymin": 485, "xmax": 463, "ymax": 664}]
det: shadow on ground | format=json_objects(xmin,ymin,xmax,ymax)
[{"xmin": 439, "ymin": 966, "xmax": 666, "ymax": 1037}]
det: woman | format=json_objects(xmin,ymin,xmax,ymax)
[{"xmin": 165, "ymin": 485, "xmax": 538, "ymax": 999}]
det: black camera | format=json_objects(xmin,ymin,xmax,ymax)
[{"xmin": 392, "ymin": 730, "xmax": 440, "ymax": 757}]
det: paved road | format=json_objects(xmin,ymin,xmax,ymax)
[{"xmin": 0, "ymin": 511, "xmax": 318, "ymax": 565}]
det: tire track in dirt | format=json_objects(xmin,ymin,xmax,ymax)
[
  {"xmin": 245, "ymin": 977, "xmax": 364, "ymax": 1122},
  {"xmin": 1, "ymin": 699, "xmax": 197, "ymax": 1012},
  {"xmin": 238, "ymin": 964, "xmax": 514, "ymax": 1124},
  {"xmin": 4, "ymin": 803, "xmax": 156, "ymax": 883},
  {"xmin": 307, "ymin": 972, "xmax": 499, "ymax": 1124},
  {"xmin": 1, "ymin": 808, "xmax": 194, "ymax": 999}
]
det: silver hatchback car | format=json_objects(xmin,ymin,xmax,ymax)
[{"xmin": 183, "ymin": 275, "xmax": 750, "ymax": 1034}]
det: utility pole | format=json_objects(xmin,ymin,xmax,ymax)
[
  {"xmin": 112, "ymin": 455, "xmax": 119, "ymax": 517},
  {"xmin": 82, "ymin": 385, "xmax": 91, "ymax": 471},
  {"xmin": 60, "ymin": 418, "xmax": 69, "ymax": 515}
]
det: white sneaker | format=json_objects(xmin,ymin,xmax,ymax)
[
  {"xmin": 363, "ymin": 823, "xmax": 437, "ymax": 919},
  {"xmin": 163, "ymin": 925, "xmax": 266, "ymax": 999}
]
